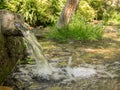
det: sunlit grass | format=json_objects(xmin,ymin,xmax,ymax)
[{"xmin": 47, "ymin": 19, "xmax": 104, "ymax": 43}]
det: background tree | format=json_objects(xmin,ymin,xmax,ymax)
[{"xmin": 57, "ymin": 0, "xmax": 80, "ymax": 28}]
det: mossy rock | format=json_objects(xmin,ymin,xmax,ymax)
[
  {"xmin": 0, "ymin": 9, "xmax": 25, "ymax": 84},
  {"xmin": 0, "ymin": 33, "xmax": 9, "ymax": 84},
  {"xmin": 0, "ymin": 35, "xmax": 25, "ymax": 85}
]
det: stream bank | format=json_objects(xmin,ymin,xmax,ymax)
[{"xmin": 3, "ymin": 25, "xmax": 120, "ymax": 90}]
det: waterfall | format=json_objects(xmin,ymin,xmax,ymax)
[
  {"xmin": 14, "ymin": 22, "xmax": 97, "ymax": 81},
  {"xmin": 14, "ymin": 22, "xmax": 53, "ymax": 79}
]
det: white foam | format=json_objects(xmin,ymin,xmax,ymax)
[{"xmin": 72, "ymin": 67, "xmax": 97, "ymax": 78}]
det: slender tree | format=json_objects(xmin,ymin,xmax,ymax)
[{"xmin": 57, "ymin": 0, "xmax": 80, "ymax": 29}]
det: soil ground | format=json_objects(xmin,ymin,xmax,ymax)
[
  {"xmin": 40, "ymin": 25, "xmax": 120, "ymax": 66},
  {"xmin": 35, "ymin": 25, "xmax": 120, "ymax": 90},
  {"xmin": 3, "ymin": 25, "xmax": 120, "ymax": 90}
]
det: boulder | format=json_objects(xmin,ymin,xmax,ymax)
[{"xmin": 0, "ymin": 9, "xmax": 25, "ymax": 84}]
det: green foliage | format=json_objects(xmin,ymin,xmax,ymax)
[
  {"xmin": 6, "ymin": 0, "xmax": 42, "ymax": 26},
  {"xmin": 0, "ymin": 0, "xmax": 7, "ymax": 9},
  {"xmin": 103, "ymin": 5, "xmax": 120, "ymax": 25},
  {"xmin": 2, "ymin": 0, "xmax": 120, "ymax": 26},
  {"xmin": 0, "ymin": 66, "xmax": 10, "ymax": 84},
  {"xmin": 6, "ymin": 0, "xmax": 23, "ymax": 12},
  {"xmin": 49, "ymin": 0, "xmax": 65, "ymax": 24},
  {"xmin": 86, "ymin": 0, "xmax": 106, "ymax": 20},
  {"xmin": 5, "ymin": 0, "xmax": 65, "ymax": 26},
  {"xmin": 86, "ymin": 0, "xmax": 120, "ymax": 24},
  {"xmin": 19, "ymin": 0, "xmax": 39, "ymax": 26},
  {"xmin": 18, "ymin": 58, "xmax": 35, "ymax": 64},
  {"xmin": 78, "ymin": 1, "xmax": 96, "ymax": 21},
  {"xmin": 106, "ymin": 12, "xmax": 120, "ymax": 25},
  {"xmin": 47, "ymin": 15, "xmax": 103, "ymax": 43}
]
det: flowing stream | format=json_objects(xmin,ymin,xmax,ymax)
[
  {"xmin": 14, "ymin": 22, "xmax": 97, "ymax": 81},
  {"xmin": 11, "ymin": 22, "xmax": 120, "ymax": 90}
]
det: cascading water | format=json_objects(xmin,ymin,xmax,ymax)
[
  {"xmin": 14, "ymin": 22, "xmax": 54, "ymax": 80},
  {"xmin": 14, "ymin": 22, "xmax": 97, "ymax": 81}
]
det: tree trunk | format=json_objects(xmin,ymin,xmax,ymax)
[{"xmin": 57, "ymin": 0, "xmax": 80, "ymax": 28}]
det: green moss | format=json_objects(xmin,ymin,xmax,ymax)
[
  {"xmin": 0, "ymin": 66, "xmax": 10, "ymax": 84},
  {"xmin": 58, "ymin": 61, "xmax": 67, "ymax": 67},
  {"xmin": 0, "ymin": 35, "xmax": 25, "ymax": 85}
]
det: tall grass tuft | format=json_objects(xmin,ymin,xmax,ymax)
[{"xmin": 47, "ymin": 16, "xmax": 103, "ymax": 43}]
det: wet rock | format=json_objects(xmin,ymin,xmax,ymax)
[
  {"xmin": 0, "ymin": 9, "xmax": 24, "ymax": 36},
  {"xmin": 7, "ymin": 61, "xmax": 120, "ymax": 90},
  {"xmin": 0, "ymin": 9, "xmax": 25, "ymax": 84}
]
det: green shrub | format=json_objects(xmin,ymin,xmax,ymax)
[
  {"xmin": 5, "ymin": 0, "xmax": 65, "ymax": 26},
  {"xmin": 47, "ymin": 15, "xmax": 103, "ymax": 43},
  {"xmin": 86, "ymin": 0, "xmax": 106, "ymax": 20},
  {"xmin": 86, "ymin": 0, "xmax": 120, "ymax": 24},
  {"xmin": 106, "ymin": 11, "xmax": 120, "ymax": 25},
  {"xmin": 49, "ymin": 0, "xmax": 65, "ymax": 24},
  {"xmin": 78, "ymin": 0, "xmax": 96, "ymax": 21},
  {"xmin": 19, "ymin": 0, "xmax": 39, "ymax": 26},
  {"xmin": 6, "ymin": 0, "xmax": 23, "ymax": 12},
  {"xmin": 3, "ymin": 0, "xmax": 120, "ymax": 26},
  {"xmin": 6, "ymin": 0, "xmax": 48, "ymax": 26}
]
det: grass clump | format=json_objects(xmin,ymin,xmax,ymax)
[{"xmin": 47, "ymin": 18, "xmax": 104, "ymax": 43}]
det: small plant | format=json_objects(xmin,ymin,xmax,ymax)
[
  {"xmin": 47, "ymin": 15, "xmax": 103, "ymax": 43},
  {"xmin": 0, "ymin": 0, "xmax": 7, "ymax": 9}
]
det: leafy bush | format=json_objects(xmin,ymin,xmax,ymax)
[
  {"xmin": 86, "ymin": 0, "xmax": 120, "ymax": 24},
  {"xmin": 78, "ymin": 0, "xmax": 96, "ymax": 21},
  {"xmin": 2, "ymin": 0, "xmax": 120, "ymax": 26},
  {"xmin": 6, "ymin": 0, "xmax": 23, "ymax": 12},
  {"xmin": 49, "ymin": 0, "xmax": 65, "ymax": 24},
  {"xmin": 19, "ymin": 0, "xmax": 39, "ymax": 26},
  {"xmin": 106, "ymin": 11, "xmax": 120, "ymax": 25},
  {"xmin": 5, "ymin": 0, "xmax": 65, "ymax": 26},
  {"xmin": 86, "ymin": 0, "xmax": 106, "ymax": 20},
  {"xmin": 47, "ymin": 15, "xmax": 103, "ymax": 43}
]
